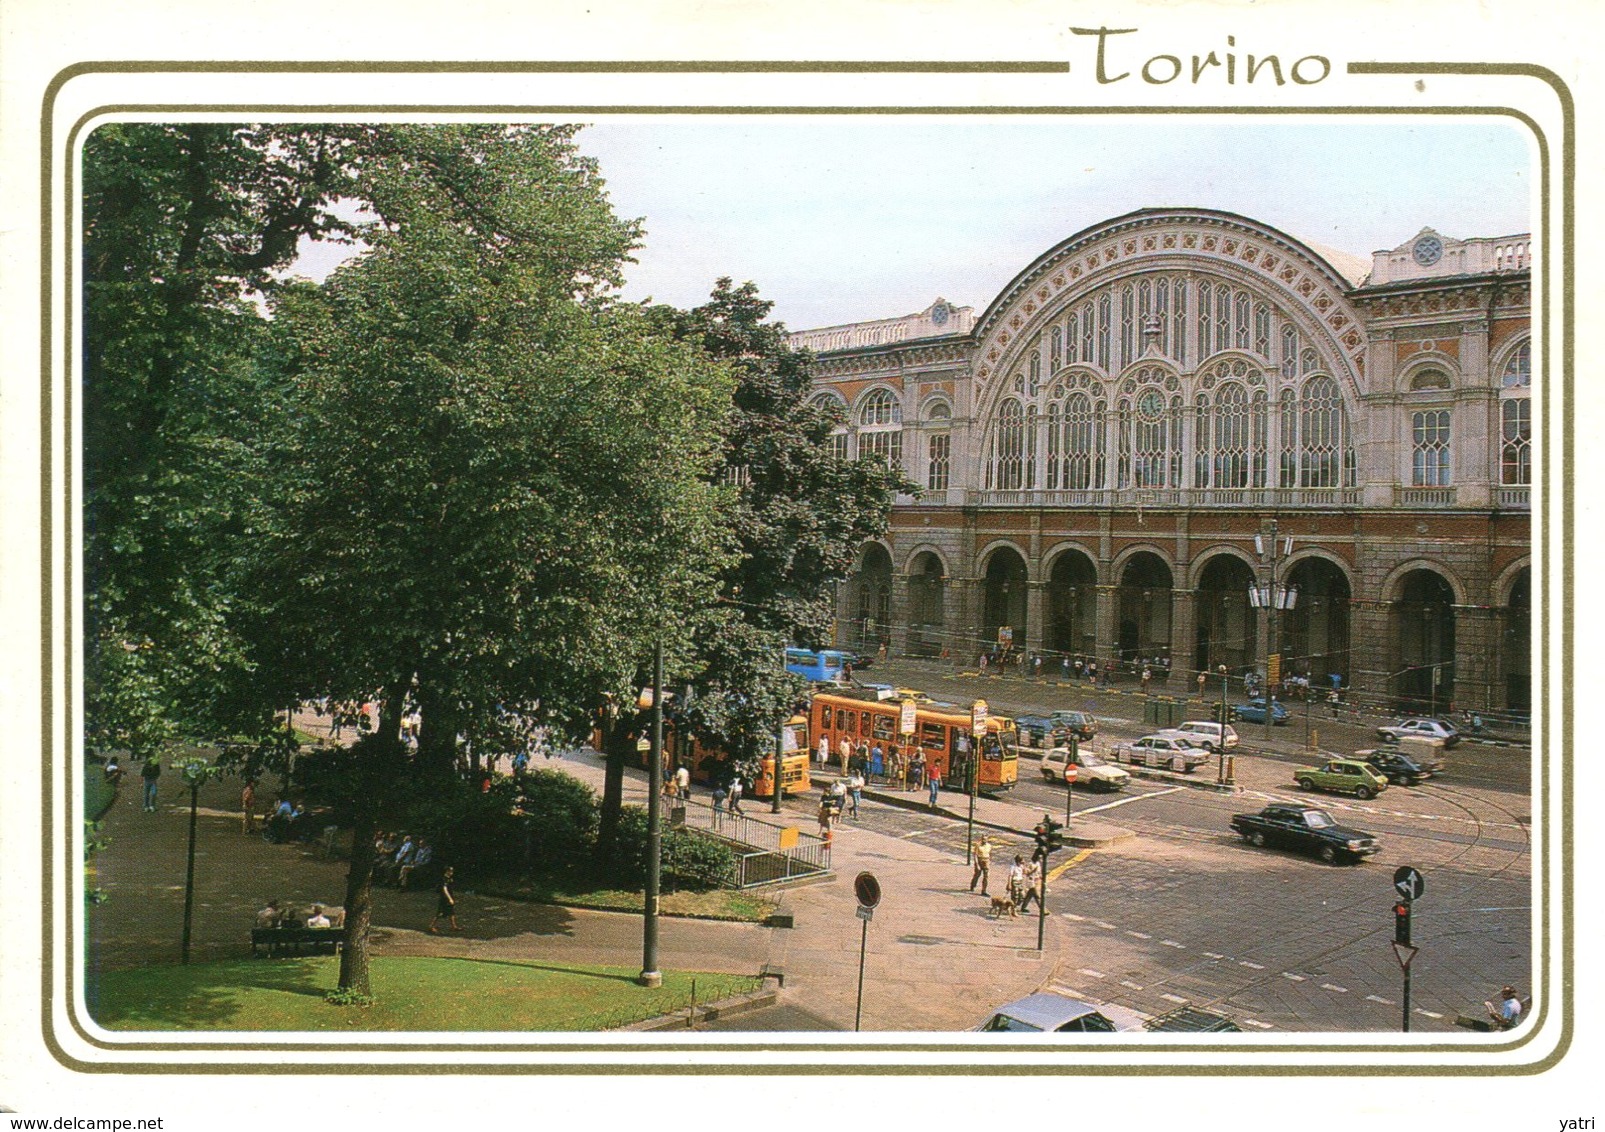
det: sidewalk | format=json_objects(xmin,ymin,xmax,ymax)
[{"xmin": 549, "ymin": 750, "xmax": 1131, "ymax": 1030}]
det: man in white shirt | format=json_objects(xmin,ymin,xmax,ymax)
[{"xmin": 306, "ymin": 904, "xmax": 331, "ymax": 929}]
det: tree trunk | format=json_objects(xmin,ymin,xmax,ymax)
[
  {"xmin": 594, "ymin": 714, "xmax": 631, "ymax": 865},
  {"xmin": 335, "ymin": 678, "xmax": 410, "ymax": 997}
]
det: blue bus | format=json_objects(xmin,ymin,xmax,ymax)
[{"xmin": 785, "ymin": 648, "xmax": 855, "ymax": 684}]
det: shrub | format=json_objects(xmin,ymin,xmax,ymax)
[
  {"xmin": 515, "ymin": 768, "xmax": 598, "ymax": 867},
  {"xmin": 611, "ymin": 805, "xmax": 736, "ymax": 891}
]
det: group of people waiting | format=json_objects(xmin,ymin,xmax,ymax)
[
  {"xmin": 372, "ymin": 830, "xmax": 437, "ymax": 890},
  {"xmin": 255, "ymin": 899, "xmax": 343, "ymax": 930}
]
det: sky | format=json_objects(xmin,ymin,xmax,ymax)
[{"xmin": 293, "ymin": 117, "xmax": 1533, "ymax": 332}]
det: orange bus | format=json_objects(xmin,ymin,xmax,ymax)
[
  {"xmin": 599, "ymin": 715, "xmax": 813, "ymax": 799},
  {"xmin": 677, "ymin": 715, "xmax": 812, "ymax": 799},
  {"xmin": 808, "ymin": 689, "xmax": 1018, "ymax": 795}
]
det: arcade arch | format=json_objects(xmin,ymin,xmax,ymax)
[{"xmin": 1044, "ymin": 549, "xmax": 1097, "ymax": 657}]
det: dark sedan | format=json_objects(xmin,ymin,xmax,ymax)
[
  {"xmin": 1230, "ymin": 804, "xmax": 1380, "ymax": 864},
  {"xmin": 1364, "ymin": 748, "xmax": 1431, "ymax": 786}
]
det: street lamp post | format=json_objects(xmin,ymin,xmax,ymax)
[
  {"xmin": 640, "ymin": 641, "xmax": 664, "ymax": 988},
  {"xmin": 1249, "ymin": 519, "xmax": 1299, "ymax": 743},
  {"xmin": 176, "ymin": 755, "xmax": 219, "ymax": 965},
  {"xmin": 1217, "ymin": 664, "xmax": 1230, "ymax": 785}
]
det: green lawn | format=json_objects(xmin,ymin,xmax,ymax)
[
  {"xmin": 89, "ymin": 956, "xmax": 761, "ymax": 1032},
  {"xmin": 478, "ymin": 875, "xmax": 778, "ymax": 921}
]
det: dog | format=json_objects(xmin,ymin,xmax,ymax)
[{"xmin": 988, "ymin": 894, "xmax": 1018, "ymax": 919}]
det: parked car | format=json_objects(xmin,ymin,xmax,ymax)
[
  {"xmin": 974, "ymin": 993, "xmax": 1144, "ymax": 1033},
  {"xmin": 1363, "ymin": 748, "xmax": 1431, "ymax": 786},
  {"xmin": 1116, "ymin": 733, "xmax": 1211, "ymax": 772},
  {"xmin": 1144, "ymin": 1006, "xmax": 1242, "ymax": 1033},
  {"xmin": 1048, "ymin": 709, "xmax": 1098, "ymax": 741},
  {"xmin": 1230, "ymin": 804, "xmax": 1381, "ymax": 864},
  {"xmin": 1232, "ymin": 698, "xmax": 1290, "ymax": 725},
  {"xmin": 1172, "ymin": 720, "xmax": 1238, "ymax": 751},
  {"xmin": 1377, "ymin": 718, "xmax": 1460, "ymax": 747},
  {"xmin": 1041, "ymin": 746, "xmax": 1131, "ymax": 792},
  {"xmin": 1014, "ymin": 714, "xmax": 1058, "ymax": 749},
  {"xmin": 1293, "ymin": 758, "xmax": 1390, "ymax": 800}
]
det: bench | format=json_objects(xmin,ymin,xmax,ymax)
[{"xmin": 251, "ymin": 926, "xmax": 343, "ymax": 958}]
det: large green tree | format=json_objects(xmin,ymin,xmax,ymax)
[
  {"xmin": 654, "ymin": 280, "xmax": 914, "ymax": 764},
  {"xmin": 82, "ymin": 124, "xmax": 363, "ymax": 754},
  {"xmin": 256, "ymin": 125, "xmax": 735, "ymax": 994}
]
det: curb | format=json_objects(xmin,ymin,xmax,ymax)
[{"xmin": 617, "ymin": 986, "xmax": 781, "ymax": 1032}]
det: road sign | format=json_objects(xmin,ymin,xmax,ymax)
[
  {"xmin": 1393, "ymin": 865, "xmax": 1426, "ymax": 902},
  {"xmin": 1267, "ymin": 653, "xmax": 1282, "ymax": 686},
  {"xmin": 1063, "ymin": 763, "xmax": 1079, "ymax": 784},
  {"xmin": 778, "ymin": 827, "xmax": 798, "ymax": 850},
  {"xmin": 636, "ymin": 737, "xmax": 650, "ymax": 752},
  {"xmin": 855, "ymin": 905, "xmax": 875, "ymax": 922},
  {"xmin": 854, "ymin": 871, "xmax": 882, "ymax": 909},
  {"xmin": 972, "ymin": 699, "xmax": 989, "ymax": 738},
  {"xmin": 899, "ymin": 697, "xmax": 918, "ymax": 736},
  {"xmin": 1392, "ymin": 942, "xmax": 1419, "ymax": 970}
]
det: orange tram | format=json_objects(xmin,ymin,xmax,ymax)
[
  {"xmin": 808, "ymin": 689, "xmax": 1019, "ymax": 795},
  {"xmin": 608, "ymin": 715, "xmax": 813, "ymax": 799}
]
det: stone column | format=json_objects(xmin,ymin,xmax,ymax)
[
  {"xmin": 956, "ymin": 577, "xmax": 981, "ymax": 666},
  {"xmin": 1094, "ymin": 584, "xmax": 1118, "ymax": 669},
  {"xmin": 890, "ymin": 572, "xmax": 912, "ymax": 658},
  {"xmin": 1170, "ymin": 587, "xmax": 1197, "ymax": 681},
  {"xmin": 1025, "ymin": 580, "xmax": 1047, "ymax": 658},
  {"xmin": 1348, "ymin": 599, "xmax": 1393, "ymax": 707},
  {"xmin": 1453, "ymin": 604, "xmax": 1500, "ymax": 712}
]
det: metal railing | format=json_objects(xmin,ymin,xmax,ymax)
[
  {"xmin": 680, "ymin": 795, "xmax": 833, "ymax": 889},
  {"xmin": 966, "ymin": 486, "xmax": 1361, "ymax": 509}
]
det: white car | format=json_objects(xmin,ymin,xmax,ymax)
[
  {"xmin": 1041, "ymin": 746, "xmax": 1131, "ymax": 792},
  {"xmin": 1377, "ymin": 718, "xmax": 1461, "ymax": 748},
  {"xmin": 1118, "ymin": 733, "xmax": 1212, "ymax": 772},
  {"xmin": 1172, "ymin": 720, "xmax": 1239, "ymax": 751}
]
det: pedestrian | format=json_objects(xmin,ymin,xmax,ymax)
[
  {"xmin": 818, "ymin": 795, "xmax": 834, "ymax": 838},
  {"xmin": 979, "ymin": 652, "xmax": 989, "ymax": 675},
  {"xmin": 241, "ymin": 779, "xmax": 256, "ymax": 835},
  {"xmin": 1141, "ymin": 665, "xmax": 1152, "ymax": 694},
  {"xmin": 428, "ymin": 867, "xmax": 459, "ymax": 933},
  {"xmin": 710, "ymin": 784, "xmax": 727, "ymax": 827},
  {"xmin": 847, "ymin": 769, "xmax": 864, "ymax": 819},
  {"xmin": 140, "ymin": 756, "xmax": 161, "ymax": 812},
  {"xmin": 838, "ymin": 735, "xmax": 852, "ymax": 774},
  {"xmin": 970, "ymin": 835, "xmax": 993, "ymax": 894},
  {"xmin": 675, "ymin": 762, "xmax": 691, "ymax": 802},
  {"xmin": 817, "ymin": 735, "xmax": 830, "ymax": 767},
  {"xmin": 926, "ymin": 765, "xmax": 942, "ymax": 809},
  {"xmin": 877, "ymin": 640, "xmax": 888, "ymax": 663},
  {"xmin": 887, "ymin": 747, "xmax": 903, "ymax": 790},
  {"xmin": 727, "ymin": 777, "xmax": 744, "ymax": 816},
  {"xmin": 1197, "ymin": 671, "xmax": 1207, "ymax": 699},
  {"xmin": 1032, "ymin": 655, "xmax": 1042, "ymax": 678},
  {"xmin": 1061, "ymin": 655, "xmax": 1071, "ymax": 681},
  {"xmin": 1018, "ymin": 857, "xmax": 1044, "ymax": 913},
  {"xmin": 1075, "ymin": 657, "xmax": 1085, "ymax": 682},
  {"xmin": 869, "ymin": 744, "xmax": 883, "ymax": 783},
  {"xmin": 1492, "ymin": 985, "xmax": 1524, "ymax": 1029},
  {"xmin": 1328, "ymin": 688, "xmax": 1340, "ymax": 717},
  {"xmin": 1007, "ymin": 855, "xmax": 1027, "ymax": 908}
]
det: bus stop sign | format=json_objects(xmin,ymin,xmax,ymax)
[
  {"xmin": 972, "ymin": 700, "xmax": 988, "ymax": 738},
  {"xmin": 900, "ymin": 697, "xmax": 918, "ymax": 736}
]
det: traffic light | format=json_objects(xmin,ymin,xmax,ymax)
[
  {"xmin": 1393, "ymin": 901, "xmax": 1412, "ymax": 946},
  {"xmin": 1034, "ymin": 815, "xmax": 1065, "ymax": 861}
]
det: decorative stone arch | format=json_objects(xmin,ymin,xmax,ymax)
[
  {"xmin": 1109, "ymin": 547, "xmax": 1176, "ymax": 666},
  {"xmin": 1184, "ymin": 544, "xmax": 1258, "ymax": 590},
  {"xmin": 1281, "ymin": 550, "xmax": 1355, "ymax": 688},
  {"xmin": 1492, "ymin": 333, "xmax": 1533, "ymax": 382},
  {"xmin": 1379, "ymin": 558, "xmax": 1468, "ymax": 606},
  {"xmin": 1382, "ymin": 560, "xmax": 1463, "ymax": 711},
  {"xmin": 1397, "ymin": 350, "xmax": 1462, "ymax": 393},
  {"xmin": 1280, "ymin": 548, "xmax": 1356, "ymax": 592},
  {"xmin": 1493, "ymin": 556, "xmax": 1533, "ymax": 606},
  {"xmin": 845, "ymin": 540, "xmax": 895, "ymax": 654},
  {"xmin": 918, "ymin": 393, "xmax": 955, "ymax": 421},
  {"xmin": 975, "ymin": 538, "xmax": 1036, "ymax": 582},
  {"xmin": 903, "ymin": 545, "xmax": 951, "ymax": 657},
  {"xmin": 851, "ymin": 382, "xmax": 905, "ymax": 425},
  {"xmin": 1109, "ymin": 542, "xmax": 1177, "ymax": 580},
  {"xmin": 969, "ymin": 208, "xmax": 1369, "ymax": 433},
  {"xmin": 1042, "ymin": 542, "xmax": 1100, "ymax": 657}
]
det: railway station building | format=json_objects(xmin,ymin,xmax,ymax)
[{"xmin": 792, "ymin": 208, "xmax": 1532, "ymax": 713}]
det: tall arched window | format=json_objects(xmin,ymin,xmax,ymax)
[
  {"xmin": 1502, "ymin": 339, "xmax": 1532, "ymax": 388},
  {"xmin": 1281, "ymin": 324, "xmax": 1299, "ymax": 378},
  {"xmin": 1213, "ymin": 384, "xmax": 1250, "ymax": 488},
  {"xmin": 1067, "ymin": 392, "xmax": 1097, "ymax": 489},
  {"xmin": 858, "ymin": 388, "xmax": 903, "ymax": 469},
  {"xmin": 1097, "ymin": 293, "xmax": 1112, "ymax": 370},
  {"xmin": 925, "ymin": 401, "xmax": 952, "ymax": 491},
  {"xmin": 1279, "ymin": 387, "xmax": 1298, "ymax": 488},
  {"xmin": 1501, "ymin": 399, "xmax": 1531, "ymax": 485},
  {"xmin": 1412, "ymin": 410, "xmax": 1452, "ymax": 485},
  {"xmin": 1300, "ymin": 376, "xmax": 1345, "ymax": 487},
  {"xmin": 811, "ymin": 392, "xmax": 850, "ymax": 461},
  {"xmin": 993, "ymin": 398, "xmax": 1027, "ymax": 489},
  {"xmin": 1251, "ymin": 390, "xmax": 1269, "ymax": 487}
]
